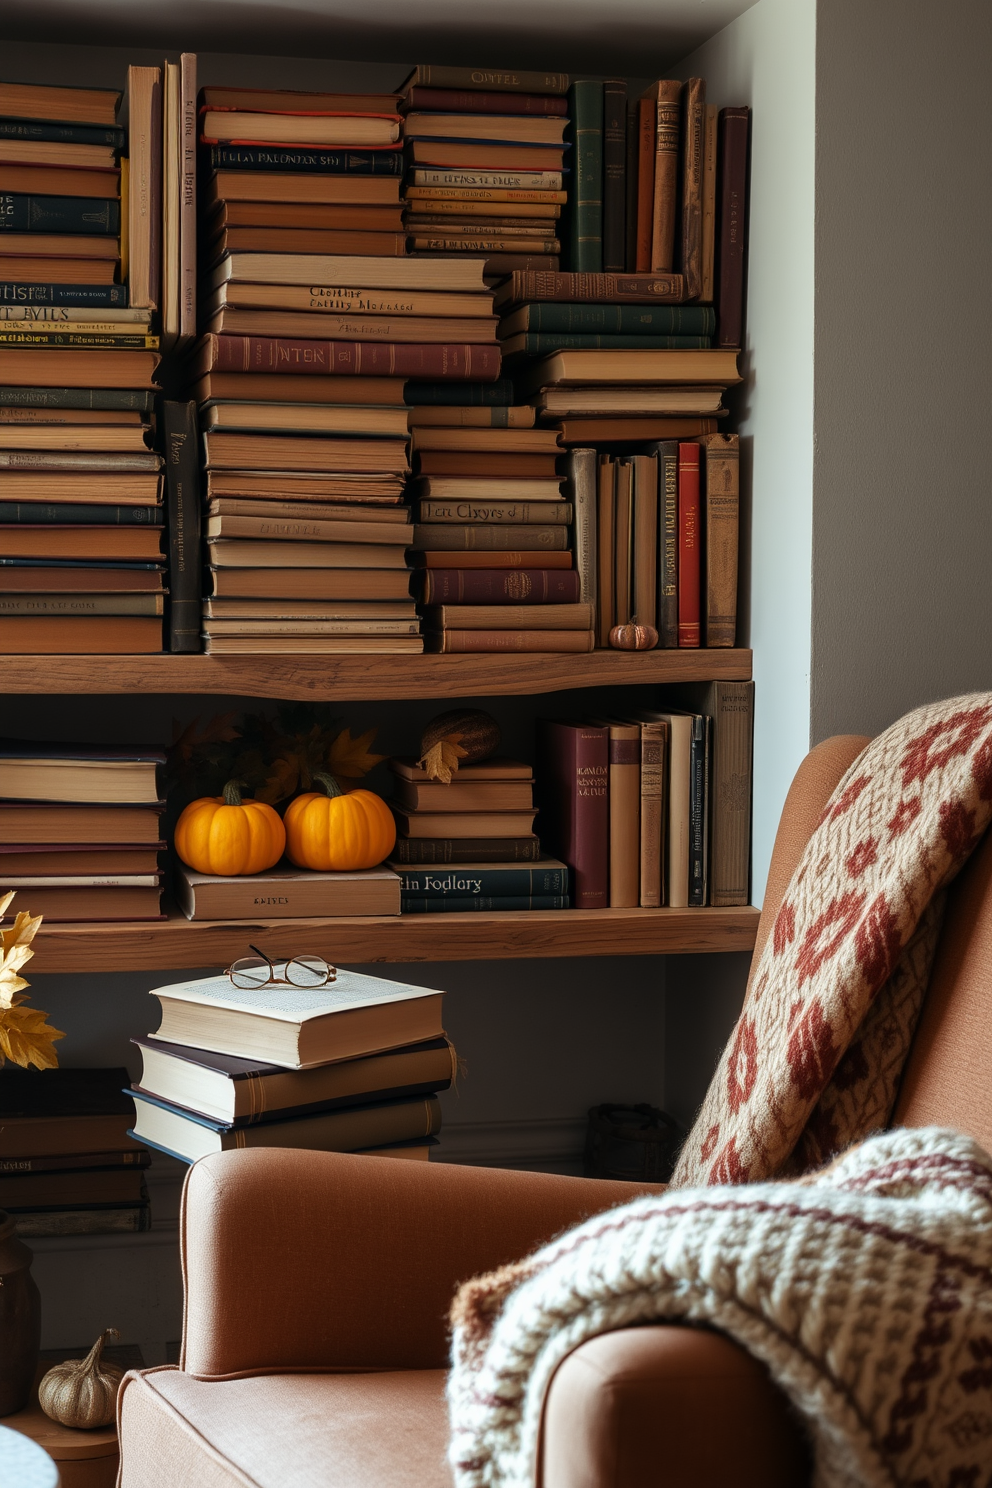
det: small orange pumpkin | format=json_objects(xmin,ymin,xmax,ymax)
[
  {"xmin": 609, "ymin": 619, "xmax": 659, "ymax": 651},
  {"xmin": 174, "ymin": 780, "xmax": 286, "ymax": 876},
  {"xmin": 284, "ymin": 772, "xmax": 396, "ymax": 872}
]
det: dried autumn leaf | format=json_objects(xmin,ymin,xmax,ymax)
[
  {"xmin": 0, "ymin": 1003, "xmax": 65, "ymax": 1070},
  {"xmin": 421, "ymin": 735, "xmax": 469, "ymax": 784},
  {"xmin": 0, "ymin": 890, "xmax": 15, "ymax": 919},
  {"xmin": 327, "ymin": 727, "xmax": 385, "ymax": 782},
  {"xmin": 169, "ymin": 711, "xmax": 241, "ymax": 766},
  {"xmin": 1, "ymin": 909, "xmax": 43, "ymax": 953},
  {"xmin": 255, "ymin": 754, "xmax": 299, "ymax": 806}
]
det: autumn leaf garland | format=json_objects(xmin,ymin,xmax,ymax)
[{"xmin": 0, "ymin": 891, "xmax": 64, "ymax": 1070}]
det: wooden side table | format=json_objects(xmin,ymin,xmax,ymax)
[{"xmin": 1, "ymin": 1369, "xmax": 118, "ymax": 1488}]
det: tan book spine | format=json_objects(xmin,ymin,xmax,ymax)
[
  {"xmin": 427, "ymin": 629, "xmax": 594, "ymax": 653},
  {"xmin": 426, "ymin": 603, "xmax": 593, "ymax": 630},
  {"xmin": 638, "ymin": 719, "xmax": 666, "ymax": 907},
  {"xmin": 650, "ymin": 81, "xmax": 681, "ymax": 272},
  {"xmin": 700, "ymin": 104, "xmax": 718, "ymax": 303},
  {"xmin": 701, "ymin": 432, "xmax": 739, "ymax": 646},
  {"xmin": 613, "ymin": 457, "xmax": 633, "ymax": 626},
  {"xmin": 608, "ymin": 723, "xmax": 641, "ymax": 908},
  {"xmin": 679, "ymin": 78, "xmax": 706, "ymax": 299},
  {"xmin": 630, "ymin": 453, "xmax": 658, "ymax": 628},
  {"xmin": 161, "ymin": 62, "xmax": 180, "ymax": 342},
  {"xmin": 180, "ymin": 54, "xmax": 198, "ymax": 341},
  {"xmin": 709, "ymin": 680, "xmax": 753, "ymax": 907},
  {"xmin": 566, "ymin": 447, "xmax": 597, "ymax": 611},
  {"xmin": 126, "ymin": 65, "xmax": 162, "ymax": 311},
  {"xmin": 596, "ymin": 455, "xmax": 615, "ymax": 647}
]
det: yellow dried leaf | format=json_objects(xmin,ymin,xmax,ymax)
[
  {"xmin": 421, "ymin": 736, "xmax": 469, "ymax": 784},
  {"xmin": 327, "ymin": 727, "xmax": 385, "ymax": 781},
  {"xmin": 1, "ymin": 910, "xmax": 43, "ymax": 952},
  {"xmin": 0, "ymin": 890, "xmax": 15, "ymax": 919},
  {"xmin": 0, "ymin": 1003, "xmax": 65, "ymax": 1070}
]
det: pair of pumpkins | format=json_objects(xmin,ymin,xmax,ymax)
[{"xmin": 174, "ymin": 774, "xmax": 395, "ymax": 877}]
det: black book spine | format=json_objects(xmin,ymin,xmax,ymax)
[
  {"xmin": 209, "ymin": 146, "xmax": 404, "ymax": 176},
  {"xmin": 0, "ymin": 119, "xmax": 124, "ymax": 148},
  {"xmin": 404, "ymin": 379, "xmax": 517, "ymax": 407},
  {"xmin": 0, "ymin": 283, "xmax": 129, "ymax": 308},
  {"xmin": 0, "ymin": 194, "xmax": 119, "ymax": 236},
  {"xmin": 602, "ymin": 80, "xmax": 627, "ymax": 273},
  {"xmin": 687, "ymin": 713, "xmax": 709, "ymax": 906},
  {"xmin": 0, "ymin": 386, "xmax": 152, "ymax": 411},
  {"xmin": 161, "ymin": 401, "xmax": 202, "ymax": 653},
  {"xmin": 390, "ymin": 836, "xmax": 541, "ymax": 863},
  {"xmin": 0, "ymin": 503, "xmax": 162, "ymax": 526},
  {"xmin": 401, "ymin": 894, "xmax": 570, "ymax": 912}
]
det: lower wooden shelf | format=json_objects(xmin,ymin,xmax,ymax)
[{"xmin": 33, "ymin": 906, "xmax": 760, "ymax": 972}]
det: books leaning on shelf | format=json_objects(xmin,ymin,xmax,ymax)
[{"xmin": 132, "ymin": 967, "xmax": 450, "ymax": 1164}]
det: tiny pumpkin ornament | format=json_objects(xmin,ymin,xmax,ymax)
[
  {"xmin": 419, "ymin": 708, "xmax": 501, "ymax": 783},
  {"xmin": 39, "ymin": 1327, "xmax": 123, "ymax": 1429},
  {"xmin": 284, "ymin": 771, "xmax": 396, "ymax": 871},
  {"xmin": 174, "ymin": 779, "xmax": 286, "ymax": 876},
  {"xmin": 609, "ymin": 618, "xmax": 659, "ymax": 651}
]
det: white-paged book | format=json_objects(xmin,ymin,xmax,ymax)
[{"xmin": 148, "ymin": 968, "xmax": 445, "ymax": 1070}]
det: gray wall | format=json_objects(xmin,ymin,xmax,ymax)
[{"xmin": 811, "ymin": 0, "xmax": 992, "ymax": 741}]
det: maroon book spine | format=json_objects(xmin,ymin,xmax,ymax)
[
  {"xmin": 419, "ymin": 569, "xmax": 581, "ymax": 604},
  {"xmin": 207, "ymin": 335, "xmax": 502, "ymax": 380},
  {"xmin": 678, "ymin": 442, "xmax": 701, "ymax": 647},
  {"xmin": 715, "ymin": 107, "xmax": 750, "ymax": 348},
  {"xmin": 537, "ymin": 720, "xmax": 608, "ymax": 909},
  {"xmin": 405, "ymin": 88, "xmax": 568, "ymax": 116}
]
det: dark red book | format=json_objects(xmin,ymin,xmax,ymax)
[
  {"xmin": 536, "ymin": 720, "xmax": 608, "ymax": 910},
  {"xmin": 677, "ymin": 442, "xmax": 701, "ymax": 647},
  {"xmin": 404, "ymin": 88, "xmax": 568, "ymax": 116},
  {"xmin": 196, "ymin": 334, "xmax": 502, "ymax": 381},
  {"xmin": 715, "ymin": 107, "xmax": 750, "ymax": 349},
  {"xmin": 414, "ymin": 450, "xmax": 560, "ymax": 478},
  {"xmin": 419, "ymin": 568, "xmax": 581, "ymax": 604}
]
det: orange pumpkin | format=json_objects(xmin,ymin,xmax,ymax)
[
  {"xmin": 284, "ymin": 772, "xmax": 396, "ymax": 872},
  {"xmin": 174, "ymin": 780, "xmax": 286, "ymax": 876}
]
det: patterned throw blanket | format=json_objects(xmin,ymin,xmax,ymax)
[{"xmin": 448, "ymin": 696, "xmax": 992, "ymax": 1487}]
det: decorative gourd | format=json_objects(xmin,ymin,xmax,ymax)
[
  {"xmin": 419, "ymin": 709, "xmax": 501, "ymax": 783},
  {"xmin": 174, "ymin": 780, "xmax": 286, "ymax": 876},
  {"xmin": 609, "ymin": 619, "xmax": 659, "ymax": 651},
  {"xmin": 38, "ymin": 1328, "xmax": 123, "ymax": 1430},
  {"xmin": 284, "ymin": 772, "xmax": 396, "ymax": 871}
]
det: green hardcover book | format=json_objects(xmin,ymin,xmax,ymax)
[
  {"xmin": 567, "ymin": 80, "xmax": 603, "ymax": 273},
  {"xmin": 500, "ymin": 332, "xmax": 711, "ymax": 356},
  {"xmin": 405, "ymin": 379, "xmax": 516, "ymax": 407},
  {"xmin": 389, "ymin": 860, "xmax": 568, "ymax": 898},
  {"xmin": 0, "ymin": 387, "xmax": 154, "ymax": 412},
  {"xmin": 0, "ymin": 193, "xmax": 120, "ymax": 236},
  {"xmin": 0, "ymin": 332, "xmax": 158, "ymax": 349},
  {"xmin": 0, "ymin": 502, "xmax": 162, "ymax": 526},
  {"xmin": 400, "ymin": 894, "xmax": 569, "ymax": 912},
  {"xmin": 502, "ymin": 303, "xmax": 716, "ymax": 336}
]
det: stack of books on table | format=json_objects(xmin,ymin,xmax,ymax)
[
  {"xmin": 0, "ymin": 1068, "xmax": 151, "ymax": 1236},
  {"xmin": 398, "ymin": 65, "xmax": 568, "ymax": 282},
  {"xmin": 0, "ymin": 74, "xmax": 166, "ymax": 655},
  {"xmin": 129, "ymin": 968, "xmax": 452, "ymax": 1162},
  {"xmin": 0, "ymin": 740, "xmax": 165, "ymax": 921},
  {"xmin": 536, "ymin": 680, "xmax": 754, "ymax": 911},
  {"xmin": 191, "ymin": 84, "xmax": 504, "ymax": 653}
]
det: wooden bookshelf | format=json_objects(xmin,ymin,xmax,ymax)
[
  {"xmin": 4, "ymin": 649, "xmax": 751, "ymax": 699},
  {"xmin": 32, "ymin": 905, "xmax": 759, "ymax": 972}
]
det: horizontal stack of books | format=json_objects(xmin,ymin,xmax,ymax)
[
  {"xmin": 388, "ymin": 754, "xmax": 550, "ymax": 875},
  {"xmin": 0, "ymin": 741, "xmax": 165, "ymax": 921},
  {"xmin": 0, "ymin": 1068, "xmax": 150, "ymax": 1236},
  {"xmin": 0, "ymin": 74, "xmax": 165, "ymax": 654},
  {"xmin": 130, "ymin": 967, "xmax": 451, "ymax": 1162},
  {"xmin": 536, "ymin": 680, "xmax": 754, "ymax": 911},
  {"xmin": 399, "ymin": 66, "xmax": 568, "ymax": 281}
]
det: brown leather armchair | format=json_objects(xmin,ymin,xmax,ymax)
[{"xmin": 118, "ymin": 734, "xmax": 992, "ymax": 1487}]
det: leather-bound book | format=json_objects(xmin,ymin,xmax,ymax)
[
  {"xmin": 652, "ymin": 440, "xmax": 679, "ymax": 648},
  {"xmin": 425, "ymin": 629, "xmax": 594, "ymax": 653},
  {"xmin": 596, "ymin": 454, "xmax": 615, "ymax": 646},
  {"xmin": 400, "ymin": 66, "xmax": 570, "ymax": 96},
  {"xmin": 603, "ymin": 720, "xmax": 640, "ymax": 908},
  {"xmin": 195, "ymin": 334, "xmax": 501, "ymax": 381},
  {"xmin": 161, "ymin": 400, "xmax": 201, "ymax": 654},
  {"xmin": 677, "ymin": 78, "xmax": 706, "ymax": 299},
  {"xmin": 634, "ymin": 97, "xmax": 655, "ymax": 272},
  {"xmin": 602, "ymin": 80, "xmax": 627, "ymax": 272},
  {"xmin": 411, "ymin": 524, "xmax": 569, "ymax": 551},
  {"xmin": 700, "ymin": 104, "xmax": 718, "ymax": 303},
  {"xmin": 566, "ymin": 80, "xmax": 603, "ymax": 272},
  {"xmin": 677, "ymin": 442, "xmax": 701, "ymax": 646},
  {"xmin": 648, "ymin": 80, "xmax": 681, "ymax": 272},
  {"xmin": 672, "ymin": 679, "xmax": 753, "ymax": 907},
  {"xmin": 630, "ymin": 453, "xmax": 658, "ymax": 630},
  {"xmin": 537, "ymin": 720, "xmax": 609, "ymax": 909},
  {"xmin": 403, "ymin": 87, "xmax": 568, "ymax": 116},
  {"xmin": 701, "ymin": 432, "xmax": 739, "ymax": 646},
  {"xmin": 390, "ymin": 835, "xmax": 541, "ymax": 863},
  {"xmin": 418, "ymin": 568, "xmax": 580, "ymax": 604},
  {"xmin": 564, "ymin": 447, "xmax": 597, "ymax": 610},
  {"xmin": 493, "ymin": 270, "xmax": 686, "ymax": 308},
  {"xmin": 715, "ymin": 106, "xmax": 750, "ymax": 347}
]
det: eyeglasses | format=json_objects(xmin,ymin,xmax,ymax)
[{"xmin": 226, "ymin": 944, "xmax": 337, "ymax": 991}]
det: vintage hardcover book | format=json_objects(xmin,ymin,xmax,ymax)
[
  {"xmin": 701, "ymin": 104, "xmax": 718, "ymax": 303},
  {"xmin": 393, "ymin": 806, "xmax": 537, "ymax": 837},
  {"xmin": 701, "ymin": 432, "xmax": 739, "ymax": 646},
  {"xmin": 0, "ymin": 138, "xmax": 116, "ymax": 169},
  {"xmin": 0, "ymin": 881, "xmax": 162, "ymax": 916},
  {"xmin": 529, "ymin": 386, "xmax": 726, "ymax": 415},
  {"xmin": 206, "ymin": 498, "xmax": 409, "ymax": 525},
  {"xmin": 207, "ymin": 514, "xmax": 407, "ymax": 546},
  {"xmin": 416, "ymin": 500, "xmax": 570, "ymax": 524},
  {"xmin": 631, "ymin": 452, "xmax": 658, "ymax": 629},
  {"xmin": 403, "ymin": 113, "xmax": 567, "ymax": 145},
  {"xmin": 427, "ymin": 629, "xmax": 593, "ymax": 652},
  {"xmin": 201, "ymin": 112, "xmax": 401, "ymax": 149},
  {"xmin": 0, "ymin": 256, "xmax": 117, "ymax": 283},
  {"xmin": 202, "ymin": 84, "xmax": 400, "ymax": 110},
  {"xmin": 207, "ymin": 311, "xmax": 497, "ymax": 344},
  {"xmin": 209, "ymin": 283, "xmax": 487, "ymax": 316},
  {"xmin": 0, "ymin": 1110, "xmax": 141, "ymax": 1156},
  {"xmin": 175, "ymin": 864, "xmax": 400, "ymax": 920},
  {"xmin": 677, "ymin": 442, "xmax": 701, "ymax": 646},
  {"xmin": 195, "ymin": 373, "xmax": 405, "ymax": 407},
  {"xmin": 502, "ymin": 332, "xmax": 710, "ymax": 356},
  {"xmin": 0, "ymin": 386, "xmax": 152, "ymax": 411},
  {"xmin": 404, "ymin": 199, "xmax": 561, "ymax": 221},
  {"xmin": 0, "ymin": 1168, "xmax": 147, "ymax": 1209},
  {"xmin": 417, "ymin": 569, "xmax": 579, "ymax": 604},
  {"xmin": 0, "ymin": 82, "xmax": 119, "ymax": 126},
  {"xmin": 0, "ymin": 347, "xmax": 158, "ymax": 388},
  {"xmin": 624, "ymin": 96, "xmax": 639, "ymax": 273},
  {"xmin": 0, "ymin": 742, "xmax": 162, "ymax": 805},
  {"xmin": 641, "ymin": 440, "xmax": 679, "ymax": 647},
  {"xmin": 210, "ymin": 226, "xmax": 407, "ymax": 257},
  {"xmin": 401, "ymin": 893, "xmax": 567, "ymax": 912},
  {"xmin": 716, "ymin": 106, "xmax": 750, "ymax": 347},
  {"xmin": 209, "ymin": 201, "xmax": 404, "ymax": 231},
  {"xmin": 0, "ymin": 165, "xmax": 119, "ymax": 200},
  {"xmin": 392, "ymin": 777, "xmax": 533, "ymax": 812},
  {"xmin": 596, "ymin": 454, "xmax": 615, "ymax": 647},
  {"xmin": 391, "ymin": 835, "xmax": 540, "ymax": 863},
  {"xmin": 401, "ymin": 67, "xmax": 569, "ymax": 95},
  {"xmin": 0, "ymin": 529, "xmax": 161, "ymax": 561},
  {"xmin": 0, "ymin": 1149, "xmax": 149, "ymax": 1174},
  {"xmin": 635, "ymin": 717, "xmax": 666, "ymax": 908},
  {"xmin": 414, "ymin": 451, "xmax": 556, "ymax": 477},
  {"xmin": 500, "ymin": 303, "xmax": 714, "ymax": 336},
  {"xmin": 413, "ymin": 477, "xmax": 563, "ymax": 501},
  {"xmin": 409, "ymin": 235, "xmax": 558, "ymax": 254},
  {"xmin": 0, "ymin": 283, "xmax": 129, "ymax": 308},
  {"xmin": 411, "ymin": 549, "xmax": 571, "ymax": 570},
  {"xmin": 212, "ymin": 252, "xmax": 488, "ymax": 292},
  {"xmin": 536, "ymin": 720, "xmax": 608, "ymax": 909},
  {"xmin": 678, "ymin": 78, "xmax": 706, "ymax": 299},
  {"xmin": 603, "ymin": 720, "xmax": 640, "ymax": 908},
  {"xmin": 203, "ymin": 404, "xmax": 410, "ymax": 439},
  {"xmin": 613, "ymin": 457, "xmax": 632, "ymax": 626},
  {"xmin": 203, "ymin": 635, "xmax": 424, "ymax": 655},
  {"xmin": 403, "ymin": 87, "xmax": 567, "ymax": 116},
  {"xmin": 179, "ymin": 53, "xmax": 197, "ymax": 343},
  {"xmin": 634, "ymin": 96, "xmax": 655, "ymax": 272},
  {"xmin": 0, "ymin": 119, "xmax": 123, "ymax": 147},
  {"xmin": 207, "ymin": 538, "xmax": 408, "ymax": 570},
  {"xmin": 201, "ymin": 429, "xmax": 409, "ymax": 473},
  {"xmin": 0, "ymin": 330, "xmax": 157, "ymax": 348},
  {"xmin": 672, "ymin": 680, "xmax": 753, "ymax": 908},
  {"xmin": 196, "ymin": 333, "xmax": 500, "ymax": 381},
  {"xmin": 0, "ymin": 593, "xmax": 163, "ymax": 615},
  {"xmin": 391, "ymin": 859, "xmax": 566, "ymax": 896},
  {"xmin": 556, "ymin": 417, "xmax": 719, "ymax": 443},
  {"xmin": 411, "ymin": 524, "xmax": 568, "ymax": 551},
  {"xmin": 408, "ymin": 142, "xmax": 565, "ymax": 171},
  {"xmin": 410, "ymin": 168, "xmax": 563, "ymax": 191},
  {"xmin": 132, "ymin": 1033, "xmax": 452, "ymax": 1126},
  {"xmin": 161, "ymin": 401, "xmax": 201, "ymax": 654},
  {"xmin": 0, "ymin": 193, "xmax": 118, "ymax": 235},
  {"xmin": 404, "ymin": 379, "xmax": 515, "ymax": 406},
  {"xmin": 392, "ymin": 757, "xmax": 532, "ymax": 783},
  {"xmin": 423, "ymin": 603, "xmax": 592, "ymax": 631},
  {"xmin": 125, "ymin": 65, "xmax": 162, "ymax": 311},
  {"xmin": 641, "ymin": 709, "xmax": 692, "ymax": 908},
  {"xmin": 641, "ymin": 81, "xmax": 680, "ymax": 273},
  {"xmin": 207, "ymin": 567, "xmax": 412, "ymax": 601},
  {"xmin": 0, "ymin": 801, "xmax": 162, "ymax": 844},
  {"xmin": 564, "ymin": 447, "xmax": 596, "ymax": 610},
  {"xmin": 0, "ymin": 616, "xmax": 162, "ymax": 653},
  {"xmin": 0, "ymin": 566, "xmax": 163, "ymax": 593},
  {"xmin": 686, "ymin": 710, "xmax": 710, "ymax": 905},
  {"xmin": 407, "ymin": 406, "xmax": 534, "ymax": 428},
  {"xmin": 517, "ymin": 348, "xmax": 740, "ymax": 394},
  {"xmin": 0, "ymin": 845, "xmax": 162, "ymax": 873},
  {"xmin": 566, "ymin": 79, "xmax": 603, "ymax": 273},
  {"xmin": 210, "ymin": 171, "xmax": 402, "ymax": 209},
  {"xmin": 601, "ymin": 80, "xmax": 627, "ymax": 273}
]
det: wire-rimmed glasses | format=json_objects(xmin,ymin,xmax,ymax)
[{"xmin": 226, "ymin": 944, "xmax": 337, "ymax": 990}]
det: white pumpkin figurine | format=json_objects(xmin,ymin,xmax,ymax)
[{"xmin": 38, "ymin": 1327, "xmax": 124, "ymax": 1429}]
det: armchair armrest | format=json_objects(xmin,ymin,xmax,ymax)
[{"xmin": 180, "ymin": 1148, "xmax": 660, "ymax": 1379}]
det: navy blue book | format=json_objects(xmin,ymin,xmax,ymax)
[
  {"xmin": 0, "ymin": 387, "xmax": 152, "ymax": 411},
  {"xmin": 209, "ymin": 146, "xmax": 404, "ymax": 176},
  {"xmin": 390, "ymin": 860, "xmax": 568, "ymax": 898},
  {"xmin": 0, "ymin": 283, "xmax": 128, "ymax": 308},
  {"xmin": 0, "ymin": 503, "xmax": 162, "ymax": 526},
  {"xmin": 405, "ymin": 379, "xmax": 517, "ymax": 407},
  {"xmin": 0, "ymin": 194, "xmax": 119, "ymax": 235},
  {"xmin": 0, "ymin": 119, "xmax": 124, "ymax": 149},
  {"xmin": 0, "ymin": 558, "xmax": 162, "ymax": 569},
  {"xmin": 401, "ymin": 894, "xmax": 570, "ymax": 912}
]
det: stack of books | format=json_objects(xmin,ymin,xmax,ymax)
[
  {"xmin": 129, "ymin": 967, "xmax": 452, "ymax": 1162},
  {"xmin": 192, "ymin": 84, "xmax": 503, "ymax": 653},
  {"xmin": 0, "ymin": 74, "xmax": 165, "ymax": 654},
  {"xmin": 536, "ymin": 680, "xmax": 754, "ymax": 911},
  {"xmin": 387, "ymin": 755, "xmax": 547, "ymax": 870},
  {"xmin": 0, "ymin": 740, "xmax": 165, "ymax": 921},
  {"xmin": 0, "ymin": 1068, "xmax": 151, "ymax": 1236},
  {"xmin": 399, "ymin": 66, "xmax": 568, "ymax": 283}
]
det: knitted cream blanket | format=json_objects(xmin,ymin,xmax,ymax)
[{"xmin": 448, "ymin": 1128, "xmax": 992, "ymax": 1488}]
